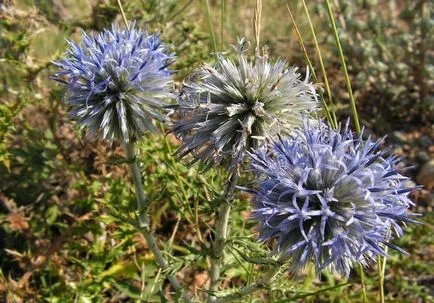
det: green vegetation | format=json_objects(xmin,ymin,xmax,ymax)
[{"xmin": 1, "ymin": 0, "xmax": 432, "ymax": 302}]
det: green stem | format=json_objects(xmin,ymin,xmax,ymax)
[
  {"xmin": 114, "ymin": 3, "xmax": 189, "ymax": 300},
  {"xmin": 286, "ymin": 3, "xmax": 334, "ymax": 128},
  {"xmin": 324, "ymin": 0, "xmax": 361, "ymax": 133},
  {"xmin": 214, "ymin": 265, "xmax": 280, "ymax": 303},
  {"xmin": 123, "ymin": 142, "xmax": 148, "ymax": 227},
  {"xmin": 378, "ymin": 255, "xmax": 384, "ymax": 303},
  {"xmin": 123, "ymin": 141, "xmax": 192, "ymax": 303},
  {"xmin": 207, "ymin": 170, "xmax": 240, "ymax": 303},
  {"xmin": 377, "ymin": 227, "xmax": 391, "ymax": 303},
  {"xmin": 378, "ymin": 241, "xmax": 389, "ymax": 303},
  {"xmin": 220, "ymin": 0, "xmax": 225, "ymax": 51},
  {"xmin": 205, "ymin": 0, "xmax": 218, "ymax": 53},
  {"xmin": 359, "ymin": 264, "xmax": 367, "ymax": 303},
  {"xmin": 301, "ymin": 0, "xmax": 338, "ymax": 128}
]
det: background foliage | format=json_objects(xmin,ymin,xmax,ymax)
[{"xmin": 0, "ymin": 0, "xmax": 433, "ymax": 302}]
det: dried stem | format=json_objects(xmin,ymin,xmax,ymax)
[
  {"xmin": 116, "ymin": 0, "xmax": 130, "ymax": 30},
  {"xmin": 253, "ymin": 0, "xmax": 263, "ymax": 54}
]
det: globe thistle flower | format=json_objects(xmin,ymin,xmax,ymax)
[
  {"xmin": 246, "ymin": 120, "xmax": 419, "ymax": 276},
  {"xmin": 52, "ymin": 23, "xmax": 173, "ymax": 143},
  {"xmin": 172, "ymin": 38, "xmax": 318, "ymax": 170}
]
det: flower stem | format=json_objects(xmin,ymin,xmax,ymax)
[
  {"xmin": 378, "ymin": 242, "xmax": 389, "ymax": 303},
  {"xmin": 207, "ymin": 169, "xmax": 240, "ymax": 302},
  {"xmin": 378, "ymin": 255, "xmax": 385, "ymax": 303},
  {"xmin": 123, "ymin": 141, "xmax": 148, "ymax": 226},
  {"xmin": 214, "ymin": 264, "xmax": 280, "ymax": 303},
  {"xmin": 122, "ymin": 141, "xmax": 192, "ymax": 303},
  {"xmin": 359, "ymin": 264, "xmax": 367, "ymax": 303}
]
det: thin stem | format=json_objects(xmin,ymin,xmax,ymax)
[
  {"xmin": 359, "ymin": 264, "xmax": 367, "ymax": 303},
  {"xmin": 146, "ymin": 268, "xmax": 162, "ymax": 301},
  {"xmin": 204, "ymin": 0, "xmax": 218, "ymax": 53},
  {"xmin": 214, "ymin": 265, "xmax": 280, "ymax": 303},
  {"xmin": 378, "ymin": 242, "xmax": 389, "ymax": 303},
  {"xmin": 418, "ymin": 0, "xmax": 427, "ymax": 109},
  {"xmin": 123, "ymin": 142, "xmax": 148, "ymax": 227},
  {"xmin": 301, "ymin": 0, "xmax": 338, "ymax": 127},
  {"xmin": 123, "ymin": 141, "xmax": 192, "ymax": 303},
  {"xmin": 247, "ymin": 263, "xmax": 255, "ymax": 303},
  {"xmin": 253, "ymin": 0, "xmax": 263, "ymax": 54},
  {"xmin": 168, "ymin": 0, "xmax": 194, "ymax": 22},
  {"xmin": 207, "ymin": 170, "xmax": 240, "ymax": 303},
  {"xmin": 378, "ymin": 255, "xmax": 385, "ymax": 303},
  {"xmin": 113, "ymin": 3, "xmax": 189, "ymax": 301},
  {"xmin": 324, "ymin": 0, "xmax": 361, "ymax": 133},
  {"xmin": 220, "ymin": 0, "xmax": 225, "ymax": 51},
  {"xmin": 142, "ymin": 229, "xmax": 192, "ymax": 302},
  {"xmin": 286, "ymin": 2, "xmax": 335, "ymax": 128},
  {"xmin": 116, "ymin": 0, "xmax": 130, "ymax": 30}
]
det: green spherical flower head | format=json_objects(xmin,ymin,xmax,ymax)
[
  {"xmin": 172, "ymin": 38, "xmax": 318, "ymax": 170},
  {"xmin": 52, "ymin": 23, "xmax": 174, "ymax": 143}
]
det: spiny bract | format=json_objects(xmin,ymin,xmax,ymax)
[
  {"xmin": 247, "ymin": 120, "xmax": 419, "ymax": 276},
  {"xmin": 52, "ymin": 23, "xmax": 173, "ymax": 143},
  {"xmin": 172, "ymin": 38, "xmax": 318, "ymax": 170}
]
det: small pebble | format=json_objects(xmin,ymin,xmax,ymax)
[
  {"xmin": 417, "ymin": 151, "xmax": 430, "ymax": 163},
  {"xmin": 392, "ymin": 131, "xmax": 407, "ymax": 143},
  {"xmin": 419, "ymin": 135, "xmax": 433, "ymax": 148}
]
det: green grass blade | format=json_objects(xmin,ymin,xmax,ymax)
[
  {"xmin": 204, "ymin": 0, "xmax": 218, "ymax": 53},
  {"xmin": 301, "ymin": 0, "xmax": 338, "ymax": 127},
  {"xmin": 324, "ymin": 0, "xmax": 361, "ymax": 133},
  {"xmin": 220, "ymin": 0, "xmax": 225, "ymax": 51},
  {"xmin": 286, "ymin": 3, "xmax": 334, "ymax": 127}
]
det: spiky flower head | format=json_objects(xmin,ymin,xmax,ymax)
[
  {"xmin": 247, "ymin": 120, "xmax": 419, "ymax": 276},
  {"xmin": 172, "ymin": 38, "xmax": 318, "ymax": 170},
  {"xmin": 52, "ymin": 23, "xmax": 173, "ymax": 143}
]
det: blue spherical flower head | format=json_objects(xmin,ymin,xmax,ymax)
[
  {"xmin": 247, "ymin": 120, "xmax": 420, "ymax": 276},
  {"xmin": 172, "ymin": 38, "xmax": 318, "ymax": 171},
  {"xmin": 52, "ymin": 23, "xmax": 174, "ymax": 143}
]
